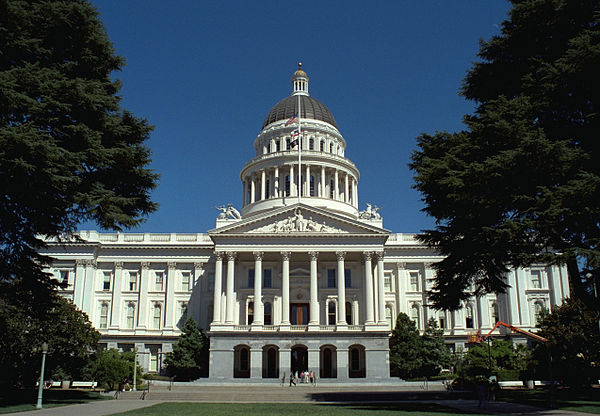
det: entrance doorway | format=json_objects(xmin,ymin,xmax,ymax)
[
  {"xmin": 291, "ymin": 345, "xmax": 308, "ymax": 373},
  {"xmin": 290, "ymin": 303, "xmax": 309, "ymax": 325}
]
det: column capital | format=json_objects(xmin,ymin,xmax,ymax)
[
  {"xmin": 335, "ymin": 251, "xmax": 346, "ymax": 261},
  {"xmin": 214, "ymin": 251, "xmax": 224, "ymax": 261},
  {"xmin": 167, "ymin": 261, "xmax": 177, "ymax": 270},
  {"xmin": 423, "ymin": 261, "xmax": 434, "ymax": 268},
  {"xmin": 194, "ymin": 262, "xmax": 204, "ymax": 271},
  {"xmin": 84, "ymin": 259, "xmax": 97, "ymax": 268},
  {"xmin": 75, "ymin": 259, "xmax": 86, "ymax": 266},
  {"xmin": 280, "ymin": 251, "xmax": 291, "ymax": 261},
  {"xmin": 141, "ymin": 261, "xmax": 151, "ymax": 270},
  {"xmin": 308, "ymin": 251, "xmax": 319, "ymax": 260},
  {"xmin": 253, "ymin": 251, "xmax": 264, "ymax": 260},
  {"xmin": 362, "ymin": 251, "xmax": 373, "ymax": 261},
  {"xmin": 375, "ymin": 251, "xmax": 385, "ymax": 260},
  {"xmin": 226, "ymin": 251, "xmax": 237, "ymax": 261},
  {"xmin": 114, "ymin": 261, "xmax": 124, "ymax": 270},
  {"xmin": 396, "ymin": 262, "xmax": 406, "ymax": 270}
]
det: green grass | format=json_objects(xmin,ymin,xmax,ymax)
[
  {"xmin": 112, "ymin": 402, "xmax": 483, "ymax": 416},
  {"xmin": 0, "ymin": 389, "xmax": 111, "ymax": 414},
  {"xmin": 497, "ymin": 387, "xmax": 600, "ymax": 414}
]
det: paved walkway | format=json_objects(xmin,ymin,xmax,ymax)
[{"xmin": 1, "ymin": 400, "xmax": 160, "ymax": 416}]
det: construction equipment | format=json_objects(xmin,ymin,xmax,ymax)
[{"xmin": 485, "ymin": 321, "xmax": 548, "ymax": 344}]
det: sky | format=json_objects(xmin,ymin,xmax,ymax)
[{"xmin": 82, "ymin": 0, "xmax": 512, "ymax": 234}]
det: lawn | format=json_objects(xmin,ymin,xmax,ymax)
[
  {"xmin": 497, "ymin": 387, "xmax": 600, "ymax": 414},
  {"xmin": 112, "ymin": 402, "xmax": 483, "ymax": 416},
  {"xmin": 0, "ymin": 389, "xmax": 111, "ymax": 414}
]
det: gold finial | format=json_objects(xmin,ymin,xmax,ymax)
[{"xmin": 298, "ymin": 62, "xmax": 302, "ymax": 69}]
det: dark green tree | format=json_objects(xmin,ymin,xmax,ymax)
[
  {"xmin": 0, "ymin": 0, "xmax": 158, "ymax": 307},
  {"xmin": 164, "ymin": 317, "xmax": 209, "ymax": 380},
  {"xmin": 534, "ymin": 298, "xmax": 600, "ymax": 386},
  {"xmin": 0, "ymin": 294, "xmax": 100, "ymax": 386},
  {"xmin": 84, "ymin": 348, "xmax": 137, "ymax": 391},
  {"xmin": 409, "ymin": 0, "xmax": 600, "ymax": 310},
  {"xmin": 419, "ymin": 318, "xmax": 452, "ymax": 378},
  {"xmin": 389, "ymin": 313, "xmax": 423, "ymax": 379},
  {"xmin": 462, "ymin": 339, "xmax": 527, "ymax": 381}
]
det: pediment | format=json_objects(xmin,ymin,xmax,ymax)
[{"xmin": 208, "ymin": 203, "xmax": 389, "ymax": 237}]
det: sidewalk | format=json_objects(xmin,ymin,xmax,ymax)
[{"xmin": 0, "ymin": 400, "xmax": 161, "ymax": 416}]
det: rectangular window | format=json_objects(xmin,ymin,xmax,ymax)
[
  {"xmin": 310, "ymin": 176, "xmax": 315, "ymax": 196},
  {"xmin": 263, "ymin": 268, "xmax": 272, "ymax": 288},
  {"xmin": 149, "ymin": 346, "xmax": 161, "ymax": 372},
  {"xmin": 181, "ymin": 272, "xmax": 191, "ymax": 292},
  {"xmin": 248, "ymin": 269, "xmax": 255, "ymax": 288},
  {"xmin": 155, "ymin": 272, "xmax": 164, "ymax": 291},
  {"xmin": 99, "ymin": 303, "xmax": 109, "ymax": 329},
  {"xmin": 285, "ymin": 176, "xmax": 290, "ymax": 196},
  {"xmin": 286, "ymin": 138, "xmax": 291, "ymax": 150},
  {"xmin": 409, "ymin": 271, "xmax": 419, "ymax": 291},
  {"xmin": 126, "ymin": 304, "xmax": 135, "ymax": 329},
  {"xmin": 103, "ymin": 272, "xmax": 111, "ymax": 291},
  {"xmin": 345, "ymin": 269, "xmax": 351, "ymax": 288},
  {"xmin": 384, "ymin": 272, "xmax": 392, "ymax": 291},
  {"xmin": 59, "ymin": 270, "xmax": 69, "ymax": 284},
  {"xmin": 180, "ymin": 302, "xmax": 188, "ymax": 320},
  {"xmin": 276, "ymin": 140, "xmax": 281, "ymax": 152},
  {"xmin": 327, "ymin": 269, "xmax": 336, "ymax": 288},
  {"xmin": 153, "ymin": 304, "xmax": 161, "ymax": 329},
  {"xmin": 530, "ymin": 270, "xmax": 542, "ymax": 288},
  {"xmin": 129, "ymin": 272, "xmax": 138, "ymax": 291}
]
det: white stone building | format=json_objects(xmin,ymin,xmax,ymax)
[{"xmin": 42, "ymin": 65, "xmax": 570, "ymax": 381}]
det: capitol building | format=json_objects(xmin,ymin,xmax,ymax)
[{"xmin": 42, "ymin": 65, "xmax": 570, "ymax": 381}]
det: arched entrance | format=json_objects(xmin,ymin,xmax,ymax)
[
  {"xmin": 291, "ymin": 345, "xmax": 308, "ymax": 374},
  {"xmin": 233, "ymin": 345, "xmax": 250, "ymax": 378},
  {"xmin": 320, "ymin": 345, "xmax": 337, "ymax": 378},
  {"xmin": 262, "ymin": 345, "xmax": 279, "ymax": 378},
  {"xmin": 348, "ymin": 344, "xmax": 366, "ymax": 378}
]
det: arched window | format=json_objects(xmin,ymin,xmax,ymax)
[
  {"xmin": 309, "ymin": 138, "xmax": 314, "ymax": 150},
  {"xmin": 465, "ymin": 304, "xmax": 474, "ymax": 328},
  {"xmin": 438, "ymin": 311, "xmax": 446, "ymax": 329},
  {"xmin": 345, "ymin": 301, "xmax": 352, "ymax": 325},
  {"xmin": 534, "ymin": 301, "xmax": 546, "ymax": 324},
  {"xmin": 126, "ymin": 303, "xmax": 135, "ymax": 329},
  {"xmin": 264, "ymin": 302, "xmax": 272, "ymax": 325},
  {"xmin": 240, "ymin": 347, "xmax": 249, "ymax": 371},
  {"xmin": 385, "ymin": 305, "xmax": 393, "ymax": 329},
  {"xmin": 309, "ymin": 175, "xmax": 315, "ymax": 196},
  {"xmin": 320, "ymin": 140, "xmax": 324, "ymax": 152},
  {"xmin": 100, "ymin": 303, "xmax": 109, "ymax": 329},
  {"xmin": 276, "ymin": 139, "xmax": 281, "ymax": 152},
  {"xmin": 247, "ymin": 301, "xmax": 254, "ymax": 325},
  {"xmin": 410, "ymin": 304, "xmax": 420, "ymax": 329},
  {"xmin": 153, "ymin": 304, "xmax": 161, "ymax": 329},
  {"xmin": 328, "ymin": 302, "xmax": 336, "ymax": 325},
  {"xmin": 330, "ymin": 142, "xmax": 333, "ymax": 153}
]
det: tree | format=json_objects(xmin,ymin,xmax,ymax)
[
  {"xmin": 0, "ymin": 294, "xmax": 100, "ymax": 386},
  {"xmin": 409, "ymin": 0, "xmax": 600, "ymax": 310},
  {"xmin": 164, "ymin": 317, "xmax": 209, "ymax": 380},
  {"xmin": 389, "ymin": 313, "xmax": 422, "ymax": 379},
  {"xmin": 419, "ymin": 318, "xmax": 452, "ymax": 378},
  {"xmin": 461, "ymin": 339, "xmax": 529, "ymax": 382},
  {"xmin": 85, "ymin": 348, "xmax": 137, "ymax": 391},
  {"xmin": 0, "ymin": 0, "xmax": 158, "ymax": 307},
  {"xmin": 534, "ymin": 298, "xmax": 600, "ymax": 385}
]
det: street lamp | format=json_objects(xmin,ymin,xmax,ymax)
[{"xmin": 36, "ymin": 342, "xmax": 48, "ymax": 409}]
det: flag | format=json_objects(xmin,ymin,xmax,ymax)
[
  {"xmin": 290, "ymin": 138, "xmax": 299, "ymax": 148},
  {"xmin": 290, "ymin": 129, "xmax": 300, "ymax": 137},
  {"xmin": 285, "ymin": 114, "xmax": 298, "ymax": 126}
]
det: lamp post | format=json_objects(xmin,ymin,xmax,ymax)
[
  {"xmin": 36, "ymin": 342, "xmax": 48, "ymax": 409},
  {"xmin": 133, "ymin": 350, "xmax": 138, "ymax": 391}
]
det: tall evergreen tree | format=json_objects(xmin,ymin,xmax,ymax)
[
  {"xmin": 410, "ymin": 0, "xmax": 600, "ymax": 309},
  {"xmin": 389, "ymin": 313, "xmax": 422, "ymax": 379},
  {"xmin": 164, "ymin": 318, "xmax": 209, "ymax": 380},
  {"xmin": 420, "ymin": 318, "xmax": 452, "ymax": 377}
]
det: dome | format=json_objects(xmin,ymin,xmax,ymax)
[{"xmin": 262, "ymin": 95, "xmax": 338, "ymax": 130}]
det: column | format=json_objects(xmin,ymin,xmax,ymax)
[
  {"xmin": 192, "ymin": 262, "xmax": 203, "ymax": 324},
  {"xmin": 164, "ymin": 262, "xmax": 176, "ymax": 330},
  {"xmin": 363, "ymin": 252, "xmax": 375, "ymax": 324},
  {"xmin": 337, "ymin": 347, "xmax": 349, "ymax": 380},
  {"xmin": 336, "ymin": 251, "xmax": 347, "ymax": 325},
  {"xmin": 260, "ymin": 169, "xmax": 266, "ymax": 201},
  {"xmin": 344, "ymin": 173, "xmax": 349, "ymax": 203},
  {"xmin": 308, "ymin": 251, "xmax": 319, "ymax": 326},
  {"xmin": 110, "ymin": 261, "xmax": 123, "ymax": 329},
  {"xmin": 549, "ymin": 266, "xmax": 562, "ymax": 306},
  {"xmin": 82, "ymin": 260, "xmax": 96, "ymax": 316},
  {"xmin": 274, "ymin": 167, "xmax": 279, "ymax": 198},
  {"xmin": 505, "ymin": 268, "xmax": 519, "ymax": 324},
  {"xmin": 290, "ymin": 165, "xmax": 295, "ymax": 197},
  {"xmin": 281, "ymin": 251, "xmax": 291, "ymax": 325},
  {"xmin": 250, "ymin": 177, "xmax": 256, "ymax": 203},
  {"xmin": 516, "ymin": 268, "xmax": 530, "ymax": 326},
  {"xmin": 334, "ymin": 169, "xmax": 339, "ymax": 200},
  {"xmin": 279, "ymin": 348, "xmax": 291, "ymax": 377},
  {"xmin": 253, "ymin": 251, "xmax": 264, "ymax": 325},
  {"xmin": 306, "ymin": 164, "xmax": 310, "ymax": 197},
  {"xmin": 376, "ymin": 252, "xmax": 386, "ymax": 324},
  {"xmin": 138, "ymin": 262, "xmax": 150, "ymax": 329},
  {"xmin": 212, "ymin": 252, "xmax": 223, "ymax": 324},
  {"xmin": 423, "ymin": 262, "xmax": 434, "ymax": 324},
  {"xmin": 225, "ymin": 252, "xmax": 236, "ymax": 323},
  {"xmin": 74, "ymin": 259, "xmax": 86, "ymax": 307},
  {"xmin": 250, "ymin": 347, "xmax": 262, "ymax": 379},
  {"xmin": 396, "ymin": 262, "xmax": 407, "ymax": 314},
  {"xmin": 354, "ymin": 179, "xmax": 359, "ymax": 208},
  {"xmin": 308, "ymin": 348, "xmax": 320, "ymax": 378},
  {"xmin": 320, "ymin": 166, "xmax": 325, "ymax": 198},
  {"xmin": 242, "ymin": 179, "xmax": 247, "ymax": 206}
]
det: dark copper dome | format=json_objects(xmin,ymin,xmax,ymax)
[{"xmin": 262, "ymin": 95, "xmax": 337, "ymax": 130}]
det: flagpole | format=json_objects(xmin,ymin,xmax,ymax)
[{"xmin": 297, "ymin": 92, "xmax": 302, "ymax": 204}]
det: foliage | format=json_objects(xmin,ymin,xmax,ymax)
[
  {"xmin": 420, "ymin": 318, "xmax": 453, "ymax": 377},
  {"xmin": 164, "ymin": 317, "xmax": 209, "ymax": 380},
  {"xmin": 409, "ymin": 0, "xmax": 600, "ymax": 310},
  {"xmin": 534, "ymin": 298, "xmax": 600, "ymax": 386},
  {"xmin": 460, "ymin": 339, "xmax": 529, "ymax": 382},
  {"xmin": 0, "ymin": 0, "xmax": 158, "ymax": 309},
  {"xmin": 84, "ymin": 348, "xmax": 138, "ymax": 391},
  {"xmin": 0, "ymin": 294, "xmax": 99, "ymax": 386},
  {"xmin": 389, "ymin": 313, "xmax": 422, "ymax": 378}
]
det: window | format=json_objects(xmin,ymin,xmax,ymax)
[
  {"xmin": 309, "ymin": 175, "xmax": 315, "ymax": 196},
  {"xmin": 327, "ymin": 269, "xmax": 336, "ymax": 288},
  {"xmin": 276, "ymin": 140, "xmax": 281, "ymax": 152},
  {"xmin": 155, "ymin": 272, "xmax": 164, "ymax": 291},
  {"xmin": 329, "ymin": 179, "xmax": 334, "ymax": 198},
  {"xmin": 126, "ymin": 303, "xmax": 135, "ymax": 329},
  {"xmin": 264, "ymin": 302, "xmax": 272, "ymax": 325},
  {"xmin": 153, "ymin": 304, "xmax": 161, "ymax": 329},
  {"xmin": 438, "ymin": 312, "xmax": 446, "ymax": 329},
  {"xmin": 345, "ymin": 269, "xmax": 351, "ymax": 288},
  {"xmin": 346, "ymin": 301, "xmax": 352, "ymax": 324},
  {"xmin": 465, "ymin": 304, "xmax": 474, "ymax": 328},
  {"xmin": 384, "ymin": 273, "xmax": 391, "ymax": 291},
  {"xmin": 100, "ymin": 303, "xmax": 109, "ymax": 329},
  {"xmin": 534, "ymin": 301, "xmax": 546, "ymax": 324},
  {"xmin": 328, "ymin": 302, "xmax": 336, "ymax": 325},
  {"xmin": 320, "ymin": 141, "xmax": 324, "ymax": 152},
  {"xmin": 59, "ymin": 270, "xmax": 69, "ymax": 284},
  {"xmin": 490, "ymin": 302, "xmax": 499, "ymax": 324},
  {"xmin": 181, "ymin": 272, "xmax": 191, "ymax": 292},
  {"xmin": 351, "ymin": 348, "xmax": 360, "ymax": 371},
  {"xmin": 385, "ymin": 305, "xmax": 393, "ymax": 329},
  {"xmin": 531, "ymin": 270, "xmax": 542, "ymax": 288},
  {"xmin": 247, "ymin": 302, "xmax": 254, "ymax": 325},
  {"xmin": 263, "ymin": 268, "xmax": 272, "ymax": 288},
  {"xmin": 285, "ymin": 175, "xmax": 290, "ymax": 196},
  {"xmin": 248, "ymin": 269, "xmax": 255, "ymax": 288},
  {"xmin": 265, "ymin": 179, "xmax": 270, "ymax": 198},
  {"xmin": 240, "ymin": 347, "xmax": 249, "ymax": 371},
  {"xmin": 286, "ymin": 138, "xmax": 291, "ymax": 150},
  {"xmin": 179, "ymin": 302, "xmax": 188, "ymax": 320},
  {"xmin": 129, "ymin": 272, "xmax": 138, "ymax": 291},
  {"xmin": 309, "ymin": 138, "xmax": 314, "ymax": 150},
  {"xmin": 410, "ymin": 304, "xmax": 420, "ymax": 329},
  {"xmin": 149, "ymin": 346, "xmax": 161, "ymax": 372},
  {"xmin": 103, "ymin": 272, "xmax": 111, "ymax": 291},
  {"xmin": 329, "ymin": 143, "xmax": 333, "ymax": 153},
  {"xmin": 409, "ymin": 271, "xmax": 419, "ymax": 291}
]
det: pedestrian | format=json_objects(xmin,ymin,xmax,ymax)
[
  {"xmin": 289, "ymin": 372, "xmax": 296, "ymax": 387},
  {"xmin": 309, "ymin": 370, "xmax": 314, "ymax": 385}
]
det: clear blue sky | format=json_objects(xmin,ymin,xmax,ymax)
[{"xmin": 83, "ymin": 0, "xmax": 511, "ymax": 234}]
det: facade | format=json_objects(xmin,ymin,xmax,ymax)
[{"xmin": 42, "ymin": 65, "xmax": 570, "ymax": 381}]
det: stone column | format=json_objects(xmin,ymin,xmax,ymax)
[
  {"xmin": 549, "ymin": 266, "xmax": 562, "ymax": 306},
  {"xmin": 309, "ymin": 251, "xmax": 319, "ymax": 326},
  {"xmin": 308, "ymin": 348, "xmax": 320, "ymax": 378},
  {"xmin": 110, "ymin": 261, "xmax": 123, "ymax": 329},
  {"xmin": 212, "ymin": 252, "xmax": 223, "ymax": 324},
  {"xmin": 334, "ymin": 169, "xmax": 339, "ymax": 200},
  {"xmin": 260, "ymin": 169, "xmax": 266, "ymax": 201},
  {"xmin": 290, "ymin": 165, "xmax": 295, "ymax": 197},
  {"xmin": 281, "ymin": 251, "xmax": 291, "ymax": 325},
  {"xmin": 305, "ymin": 164, "xmax": 310, "ymax": 197},
  {"xmin": 250, "ymin": 177, "xmax": 256, "ymax": 203},
  {"xmin": 344, "ymin": 173, "xmax": 349, "ymax": 203},
  {"xmin": 363, "ymin": 252, "xmax": 375, "ymax": 324},
  {"xmin": 354, "ymin": 180, "xmax": 359, "ymax": 208},
  {"xmin": 165, "ymin": 262, "xmax": 176, "ymax": 330},
  {"xmin": 376, "ymin": 252, "xmax": 386, "ymax": 324},
  {"xmin": 396, "ymin": 262, "xmax": 407, "ymax": 315},
  {"xmin": 138, "ymin": 262, "xmax": 150, "ymax": 329},
  {"xmin": 274, "ymin": 167, "xmax": 279, "ymax": 198},
  {"xmin": 336, "ymin": 251, "xmax": 347, "ymax": 325},
  {"xmin": 242, "ymin": 179, "xmax": 247, "ymax": 207},
  {"xmin": 320, "ymin": 166, "xmax": 325, "ymax": 198},
  {"xmin": 253, "ymin": 251, "xmax": 264, "ymax": 326},
  {"xmin": 337, "ymin": 346, "xmax": 349, "ymax": 381},
  {"xmin": 74, "ymin": 259, "xmax": 86, "ymax": 307},
  {"xmin": 192, "ymin": 262, "xmax": 203, "ymax": 325},
  {"xmin": 250, "ymin": 347, "xmax": 262, "ymax": 379},
  {"xmin": 225, "ymin": 252, "xmax": 236, "ymax": 324},
  {"xmin": 280, "ymin": 348, "xmax": 291, "ymax": 376},
  {"xmin": 82, "ymin": 259, "xmax": 96, "ymax": 316}
]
